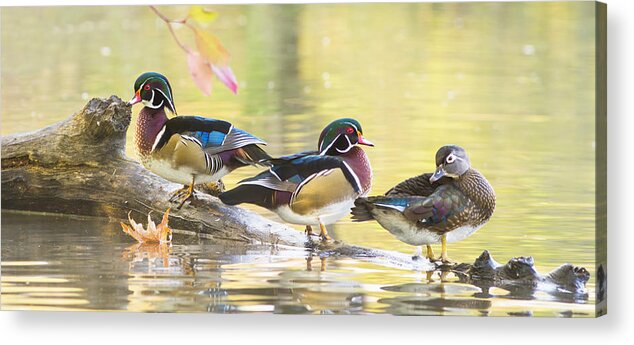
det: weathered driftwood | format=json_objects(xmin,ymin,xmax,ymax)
[
  {"xmin": 1, "ymin": 96, "xmax": 303, "ymax": 244},
  {"xmin": 0, "ymin": 96, "xmax": 592, "ymax": 294}
]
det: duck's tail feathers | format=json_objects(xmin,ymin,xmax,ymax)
[
  {"xmin": 234, "ymin": 145, "xmax": 272, "ymax": 167},
  {"xmin": 219, "ymin": 184, "xmax": 276, "ymax": 209},
  {"xmin": 351, "ymin": 197, "xmax": 376, "ymax": 222}
]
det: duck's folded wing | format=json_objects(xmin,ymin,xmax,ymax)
[
  {"xmin": 238, "ymin": 170, "xmax": 298, "ymax": 192},
  {"xmin": 263, "ymin": 150, "xmax": 318, "ymax": 165},
  {"xmin": 399, "ymin": 185, "xmax": 470, "ymax": 225},
  {"xmin": 351, "ymin": 195, "xmax": 426, "ymax": 222},
  {"xmin": 204, "ymin": 127, "xmax": 267, "ymax": 155},
  {"xmin": 239, "ymin": 154, "xmax": 362, "ymax": 194},
  {"xmin": 154, "ymin": 116, "xmax": 266, "ymax": 154}
]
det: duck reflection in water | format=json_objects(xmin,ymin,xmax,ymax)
[
  {"xmin": 424, "ymin": 269, "xmax": 452, "ymax": 283},
  {"xmin": 306, "ymin": 255, "xmax": 328, "ymax": 272}
]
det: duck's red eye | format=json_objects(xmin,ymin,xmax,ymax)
[
  {"xmin": 144, "ymin": 84, "xmax": 151, "ymax": 91},
  {"xmin": 346, "ymin": 127, "xmax": 354, "ymax": 134}
]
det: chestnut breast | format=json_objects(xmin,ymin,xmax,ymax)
[{"xmin": 341, "ymin": 146, "xmax": 373, "ymax": 195}]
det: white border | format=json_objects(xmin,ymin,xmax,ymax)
[{"xmin": 1, "ymin": 0, "xmax": 632, "ymax": 344}]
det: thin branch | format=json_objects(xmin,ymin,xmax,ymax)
[{"xmin": 149, "ymin": 6, "xmax": 191, "ymax": 54}]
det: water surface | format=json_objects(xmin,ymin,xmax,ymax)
[{"xmin": 1, "ymin": 212, "xmax": 594, "ymax": 316}]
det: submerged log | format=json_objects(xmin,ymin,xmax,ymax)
[
  {"xmin": 453, "ymin": 250, "xmax": 590, "ymax": 299},
  {"xmin": 1, "ymin": 96, "xmax": 591, "ymax": 296}
]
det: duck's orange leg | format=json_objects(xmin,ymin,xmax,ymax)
[
  {"xmin": 319, "ymin": 222, "xmax": 332, "ymax": 242},
  {"xmin": 440, "ymin": 235, "xmax": 454, "ymax": 264}
]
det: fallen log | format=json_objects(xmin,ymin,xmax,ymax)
[{"xmin": 0, "ymin": 96, "xmax": 303, "ymax": 245}]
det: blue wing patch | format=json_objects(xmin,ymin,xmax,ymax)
[
  {"xmin": 156, "ymin": 116, "xmax": 233, "ymax": 152},
  {"xmin": 208, "ymin": 131, "xmax": 226, "ymax": 146},
  {"xmin": 191, "ymin": 130, "xmax": 226, "ymax": 147}
]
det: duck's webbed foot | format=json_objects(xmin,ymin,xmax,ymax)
[
  {"xmin": 170, "ymin": 184, "xmax": 195, "ymax": 210},
  {"xmin": 169, "ymin": 185, "xmax": 190, "ymax": 202},
  {"xmin": 198, "ymin": 180, "xmax": 225, "ymax": 197},
  {"xmin": 440, "ymin": 256, "xmax": 455, "ymax": 265}
]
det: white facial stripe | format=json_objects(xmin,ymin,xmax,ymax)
[
  {"xmin": 319, "ymin": 133, "xmax": 342, "ymax": 155},
  {"xmin": 143, "ymin": 90, "xmax": 166, "ymax": 109},
  {"xmin": 143, "ymin": 90, "xmax": 156, "ymax": 108},
  {"xmin": 137, "ymin": 81, "xmax": 147, "ymax": 94},
  {"xmin": 147, "ymin": 76, "xmax": 173, "ymax": 101},
  {"xmin": 335, "ymin": 135, "xmax": 353, "ymax": 154},
  {"xmin": 137, "ymin": 78, "xmax": 156, "ymax": 96},
  {"xmin": 155, "ymin": 88, "xmax": 175, "ymax": 113},
  {"xmin": 139, "ymin": 77, "xmax": 174, "ymax": 110}
]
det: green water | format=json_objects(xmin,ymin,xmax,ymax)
[{"xmin": 1, "ymin": 3, "xmax": 597, "ymax": 315}]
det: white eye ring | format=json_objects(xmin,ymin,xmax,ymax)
[{"xmin": 446, "ymin": 154, "xmax": 456, "ymax": 164}]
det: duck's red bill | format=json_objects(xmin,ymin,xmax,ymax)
[
  {"xmin": 358, "ymin": 136, "xmax": 374, "ymax": 147},
  {"xmin": 128, "ymin": 92, "xmax": 141, "ymax": 106}
]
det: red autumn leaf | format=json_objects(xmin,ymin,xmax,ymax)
[
  {"xmin": 187, "ymin": 51, "xmax": 214, "ymax": 96},
  {"xmin": 192, "ymin": 26, "xmax": 238, "ymax": 94},
  {"xmin": 150, "ymin": 6, "xmax": 238, "ymax": 96},
  {"xmin": 211, "ymin": 64, "xmax": 238, "ymax": 94}
]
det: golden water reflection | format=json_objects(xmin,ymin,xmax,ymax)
[{"xmin": 1, "ymin": 211, "xmax": 594, "ymax": 316}]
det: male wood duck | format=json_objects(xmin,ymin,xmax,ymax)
[
  {"xmin": 128, "ymin": 72, "xmax": 270, "ymax": 209},
  {"xmin": 351, "ymin": 145, "xmax": 495, "ymax": 263},
  {"xmin": 219, "ymin": 118, "xmax": 374, "ymax": 241}
]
